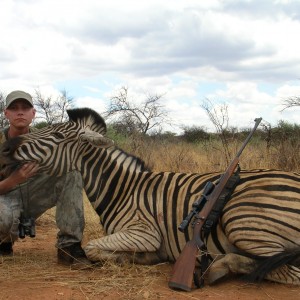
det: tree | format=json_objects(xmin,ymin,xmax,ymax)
[
  {"xmin": 34, "ymin": 88, "xmax": 74, "ymax": 125},
  {"xmin": 281, "ymin": 96, "xmax": 300, "ymax": 111},
  {"xmin": 104, "ymin": 86, "xmax": 170, "ymax": 135},
  {"xmin": 181, "ymin": 125, "xmax": 210, "ymax": 143},
  {"xmin": 201, "ymin": 98, "xmax": 231, "ymax": 164}
]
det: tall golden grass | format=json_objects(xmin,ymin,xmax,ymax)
[{"xmin": 116, "ymin": 136, "xmax": 299, "ymax": 173}]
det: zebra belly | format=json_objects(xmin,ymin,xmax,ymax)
[{"xmin": 221, "ymin": 173, "xmax": 300, "ymax": 256}]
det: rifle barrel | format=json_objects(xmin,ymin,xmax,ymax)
[{"xmin": 236, "ymin": 117, "xmax": 262, "ymax": 157}]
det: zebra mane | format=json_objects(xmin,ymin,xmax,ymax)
[
  {"xmin": 114, "ymin": 146, "xmax": 151, "ymax": 172},
  {"xmin": 67, "ymin": 108, "xmax": 107, "ymax": 134}
]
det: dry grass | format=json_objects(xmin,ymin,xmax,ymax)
[
  {"xmin": 124, "ymin": 141, "xmax": 283, "ymax": 173},
  {"xmin": 122, "ymin": 138, "xmax": 299, "ymax": 173},
  {"xmin": 0, "ymin": 251, "xmax": 173, "ymax": 300},
  {"xmin": 0, "ymin": 256, "xmax": 172, "ymax": 299}
]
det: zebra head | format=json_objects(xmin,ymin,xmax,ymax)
[{"xmin": 0, "ymin": 108, "xmax": 114, "ymax": 177}]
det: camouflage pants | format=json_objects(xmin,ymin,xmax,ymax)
[{"xmin": 0, "ymin": 171, "xmax": 84, "ymax": 248}]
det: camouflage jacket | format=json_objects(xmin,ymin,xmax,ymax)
[
  {"xmin": 0, "ymin": 128, "xmax": 9, "ymax": 144},
  {"xmin": 0, "ymin": 127, "xmax": 37, "ymax": 173},
  {"xmin": 0, "ymin": 127, "xmax": 37, "ymax": 144}
]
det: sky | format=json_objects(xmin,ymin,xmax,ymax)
[{"xmin": 1, "ymin": 0, "xmax": 300, "ymax": 133}]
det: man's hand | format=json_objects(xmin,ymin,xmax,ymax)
[
  {"xmin": 12, "ymin": 162, "xmax": 39, "ymax": 185},
  {"xmin": 0, "ymin": 162, "xmax": 39, "ymax": 194}
]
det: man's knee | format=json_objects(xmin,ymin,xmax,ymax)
[
  {"xmin": 66, "ymin": 171, "xmax": 82, "ymax": 184},
  {"xmin": 64, "ymin": 171, "xmax": 83, "ymax": 192},
  {"xmin": 0, "ymin": 202, "xmax": 19, "ymax": 240}
]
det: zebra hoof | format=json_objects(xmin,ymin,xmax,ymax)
[{"xmin": 208, "ymin": 264, "xmax": 230, "ymax": 285}]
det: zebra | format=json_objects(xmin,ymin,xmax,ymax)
[{"xmin": 0, "ymin": 107, "xmax": 300, "ymax": 286}]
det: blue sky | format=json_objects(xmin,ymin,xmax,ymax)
[{"xmin": 1, "ymin": 0, "xmax": 300, "ymax": 133}]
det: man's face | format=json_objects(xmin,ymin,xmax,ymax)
[{"xmin": 4, "ymin": 99, "xmax": 36, "ymax": 129}]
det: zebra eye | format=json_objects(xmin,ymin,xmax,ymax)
[{"xmin": 51, "ymin": 132, "xmax": 65, "ymax": 139}]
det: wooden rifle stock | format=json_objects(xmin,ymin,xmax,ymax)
[{"xmin": 168, "ymin": 118, "xmax": 262, "ymax": 292}]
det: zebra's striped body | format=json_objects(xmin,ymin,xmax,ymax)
[{"xmin": 1, "ymin": 108, "xmax": 300, "ymax": 285}]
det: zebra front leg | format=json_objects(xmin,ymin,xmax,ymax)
[
  {"xmin": 84, "ymin": 227, "xmax": 165, "ymax": 265},
  {"xmin": 208, "ymin": 252, "xmax": 300, "ymax": 285}
]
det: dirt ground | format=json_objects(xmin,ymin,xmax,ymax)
[{"xmin": 1, "ymin": 212, "xmax": 300, "ymax": 300}]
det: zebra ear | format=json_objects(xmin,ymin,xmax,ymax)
[
  {"xmin": 67, "ymin": 108, "xmax": 107, "ymax": 135},
  {"xmin": 81, "ymin": 131, "xmax": 114, "ymax": 147}
]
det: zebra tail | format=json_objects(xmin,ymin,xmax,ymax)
[{"xmin": 244, "ymin": 249, "xmax": 300, "ymax": 283}]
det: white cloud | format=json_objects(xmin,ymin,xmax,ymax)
[
  {"xmin": 1, "ymin": 0, "xmax": 299, "ymax": 133},
  {"xmin": 75, "ymin": 96, "xmax": 107, "ymax": 113}
]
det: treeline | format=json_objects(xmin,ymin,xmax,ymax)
[
  {"xmin": 107, "ymin": 120, "xmax": 300, "ymax": 174},
  {"xmin": 108, "ymin": 119, "xmax": 300, "ymax": 148}
]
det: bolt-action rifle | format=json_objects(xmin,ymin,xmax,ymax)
[{"xmin": 168, "ymin": 117, "xmax": 262, "ymax": 292}]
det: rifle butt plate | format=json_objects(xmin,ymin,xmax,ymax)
[{"xmin": 168, "ymin": 281, "xmax": 192, "ymax": 292}]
